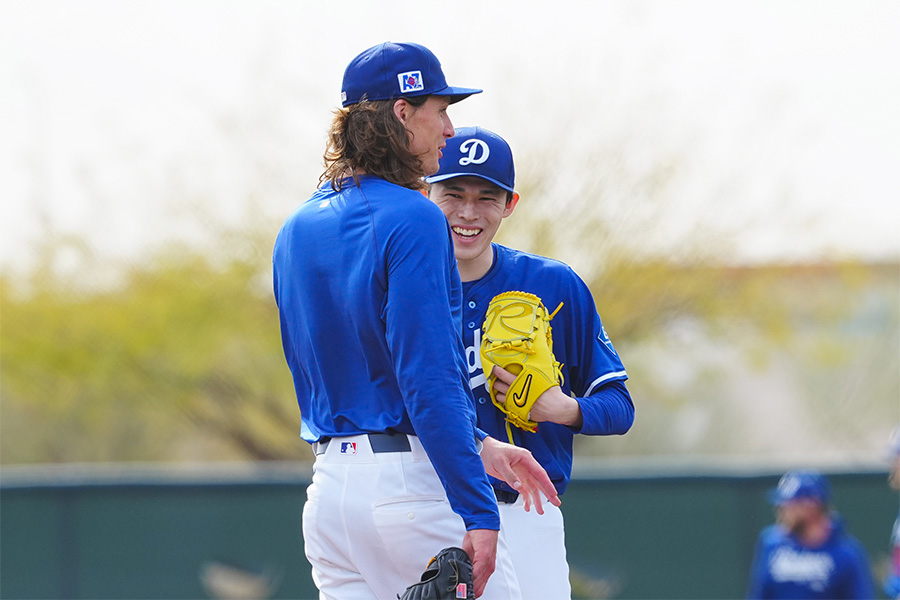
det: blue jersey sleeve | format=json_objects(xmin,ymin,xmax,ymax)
[
  {"xmin": 575, "ymin": 380, "xmax": 634, "ymax": 435},
  {"xmin": 381, "ymin": 199, "xmax": 499, "ymax": 531},
  {"xmin": 563, "ymin": 273, "xmax": 634, "ymax": 436}
]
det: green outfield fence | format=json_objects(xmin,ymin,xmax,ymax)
[{"xmin": 1, "ymin": 462, "xmax": 896, "ymax": 599}]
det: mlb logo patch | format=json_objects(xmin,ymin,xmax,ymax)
[
  {"xmin": 340, "ymin": 442, "xmax": 358, "ymax": 455},
  {"xmin": 455, "ymin": 583, "xmax": 468, "ymax": 598},
  {"xmin": 398, "ymin": 70, "xmax": 424, "ymax": 94}
]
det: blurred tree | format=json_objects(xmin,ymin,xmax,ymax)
[
  {"xmin": 1, "ymin": 227, "xmax": 303, "ymax": 464},
  {"xmin": 3, "ymin": 51, "xmax": 895, "ymax": 465},
  {"xmin": 574, "ymin": 260, "xmax": 898, "ymax": 460},
  {"xmin": 3, "ymin": 220, "xmax": 893, "ymax": 465}
]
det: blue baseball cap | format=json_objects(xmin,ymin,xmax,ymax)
[
  {"xmin": 424, "ymin": 126, "xmax": 515, "ymax": 192},
  {"xmin": 341, "ymin": 42, "xmax": 482, "ymax": 107},
  {"xmin": 768, "ymin": 470, "xmax": 831, "ymax": 505}
]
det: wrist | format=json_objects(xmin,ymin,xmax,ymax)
[{"xmin": 562, "ymin": 395, "xmax": 583, "ymax": 428}]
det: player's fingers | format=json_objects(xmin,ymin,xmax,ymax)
[
  {"xmin": 491, "ymin": 364, "xmax": 517, "ymax": 384},
  {"xmin": 491, "ymin": 379, "xmax": 509, "ymax": 404},
  {"xmin": 519, "ymin": 479, "xmax": 544, "ymax": 515},
  {"xmin": 472, "ymin": 561, "xmax": 487, "ymax": 598},
  {"xmin": 490, "ymin": 459, "xmax": 522, "ymax": 491},
  {"xmin": 519, "ymin": 456, "xmax": 561, "ymax": 509},
  {"xmin": 545, "ymin": 486, "xmax": 562, "ymax": 507},
  {"xmin": 472, "ymin": 557, "xmax": 493, "ymax": 598},
  {"xmin": 539, "ymin": 476, "xmax": 561, "ymax": 508},
  {"xmin": 521, "ymin": 483, "xmax": 536, "ymax": 513},
  {"xmin": 463, "ymin": 536, "xmax": 484, "ymax": 595},
  {"xmin": 531, "ymin": 486, "xmax": 545, "ymax": 514},
  {"xmin": 492, "ymin": 378, "xmax": 510, "ymax": 395},
  {"xmin": 470, "ymin": 554, "xmax": 489, "ymax": 597},
  {"xmin": 503, "ymin": 454, "xmax": 549, "ymax": 515}
]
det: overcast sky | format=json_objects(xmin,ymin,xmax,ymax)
[{"xmin": 2, "ymin": 0, "xmax": 898, "ymax": 272}]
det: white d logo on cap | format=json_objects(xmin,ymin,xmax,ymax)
[{"xmin": 459, "ymin": 139, "xmax": 490, "ymax": 166}]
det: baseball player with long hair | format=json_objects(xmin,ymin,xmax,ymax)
[
  {"xmin": 273, "ymin": 44, "xmax": 558, "ymax": 599},
  {"xmin": 426, "ymin": 126, "xmax": 636, "ymax": 598}
]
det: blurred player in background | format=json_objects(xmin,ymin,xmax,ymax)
[
  {"xmin": 273, "ymin": 43, "xmax": 558, "ymax": 599},
  {"xmin": 426, "ymin": 126, "xmax": 635, "ymax": 598},
  {"xmin": 883, "ymin": 426, "xmax": 900, "ymax": 599},
  {"xmin": 746, "ymin": 469, "xmax": 875, "ymax": 599}
]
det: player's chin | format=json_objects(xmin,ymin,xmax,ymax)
[
  {"xmin": 454, "ymin": 240, "xmax": 486, "ymax": 260},
  {"xmin": 423, "ymin": 153, "xmax": 442, "ymax": 176}
]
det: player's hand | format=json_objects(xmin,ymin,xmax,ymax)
[
  {"xmin": 490, "ymin": 365, "xmax": 582, "ymax": 427},
  {"xmin": 480, "ymin": 435, "xmax": 561, "ymax": 514},
  {"xmin": 462, "ymin": 528, "xmax": 497, "ymax": 598}
]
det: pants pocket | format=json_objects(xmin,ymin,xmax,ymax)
[{"xmin": 372, "ymin": 496, "xmax": 464, "ymax": 585}]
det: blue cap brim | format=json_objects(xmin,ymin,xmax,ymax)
[
  {"xmin": 433, "ymin": 86, "xmax": 482, "ymax": 104},
  {"xmin": 424, "ymin": 172, "xmax": 514, "ymax": 193}
]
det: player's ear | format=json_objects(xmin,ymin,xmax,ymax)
[
  {"xmin": 502, "ymin": 192, "xmax": 520, "ymax": 218},
  {"xmin": 393, "ymin": 99, "xmax": 410, "ymax": 125}
]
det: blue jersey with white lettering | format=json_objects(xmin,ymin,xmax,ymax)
[
  {"xmin": 746, "ymin": 518, "xmax": 875, "ymax": 599},
  {"xmin": 273, "ymin": 175, "xmax": 499, "ymax": 530},
  {"xmin": 461, "ymin": 244, "xmax": 634, "ymax": 496}
]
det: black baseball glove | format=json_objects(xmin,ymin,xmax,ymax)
[{"xmin": 399, "ymin": 547, "xmax": 475, "ymax": 600}]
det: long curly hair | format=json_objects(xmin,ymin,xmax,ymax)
[{"xmin": 320, "ymin": 96, "xmax": 428, "ymax": 192}]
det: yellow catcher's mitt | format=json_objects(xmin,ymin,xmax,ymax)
[{"xmin": 480, "ymin": 291, "xmax": 564, "ymax": 441}]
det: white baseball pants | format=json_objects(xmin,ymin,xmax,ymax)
[
  {"xmin": 301, "ymin": 433, "xmax": 522, "ymax": 599},
  {"xmin": 498, "ymin": 495, "xmax": 571, "ymax": 599}
]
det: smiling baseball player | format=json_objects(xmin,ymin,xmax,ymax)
[{"xmin": 426, "ymin": 126, "xmax": 635, "ymax": 598}]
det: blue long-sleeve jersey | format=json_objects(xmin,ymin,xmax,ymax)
[
  {"xmin": 747, "ymin": 518, "xmax": 875, "ymax": 599},
  {"xmin": 461, "ymin": 244, "xmax": 635, "ymax": 496},
  {"xmin": 273, "ymin": 176, "xmax": 499, "ymax": 531}
]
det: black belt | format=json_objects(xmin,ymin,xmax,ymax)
[
  {"xmin": 494, "ymin": 489, "xmax": 519, "ymax": 504},
  {"xmin": 314, "ymin": 433, "xmax": 412, "ymax": 455}
]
